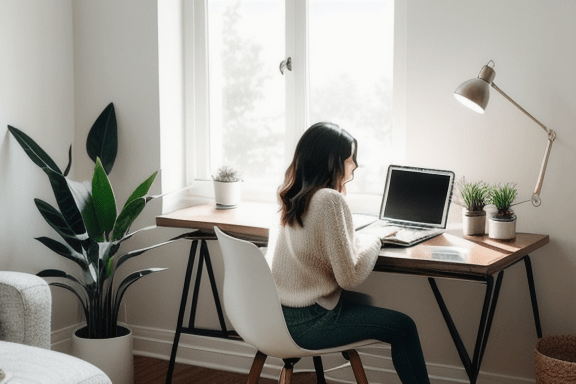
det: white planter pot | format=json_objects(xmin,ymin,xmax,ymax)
[
  {"xmin": 214, "ymin": 181, "xmax": 241, "ymax": 207},
  {"xmin": 488, "ymin": 215, "xmax": 517, "ymax": 240},
  {"xmin": 462, "ymin": 208, "xmax": 486, "ymax": 236},
  {"xmin": 71, "ymin": 325, "xmax": 133, "ymax": 384}
]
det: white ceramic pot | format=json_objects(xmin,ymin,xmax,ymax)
[
  {"xmin": 71, "ymin": 325, "xmax": 133, "ymax": 384},
  {"xmin": 488, "ymin": 215, "xmax": 517, "ymax": 240},
  {"xmin": 214, "ymin": 181, "xmax": 241, "ymax": 207},
  {"xmin": 462, "ymin": 208, "xmax": 486, "ymax": 236}
]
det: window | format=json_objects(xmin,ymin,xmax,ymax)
[{"xmin": 186, "ymin": 0, "xmax": 398, "ymax": 198}]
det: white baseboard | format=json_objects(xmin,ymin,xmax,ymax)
[{"xmin": 51, "ymin": 323, "xmax": 534, "ymax": 383}]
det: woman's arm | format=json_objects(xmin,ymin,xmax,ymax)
[{"xmin": 315, "ymin": 190, "xmax": 381, "ymax": 290}]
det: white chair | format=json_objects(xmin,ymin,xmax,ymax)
[{"xmin": 214, "ymin": 226, "xmax": 379, "ymax": 384}]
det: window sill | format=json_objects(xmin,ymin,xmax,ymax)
[{"xmin": 162, "ymin": 179, "xmax": 383, "ymax": 217}]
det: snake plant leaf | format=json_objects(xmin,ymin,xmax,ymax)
[
  {"xmin": 63, "ymin": 145, "xmax": 72, "ymax": 176},
  {"xmin": 114, "ymin": 239, "xmax": 177, "ymax": 271},
  {"xmin": 34, "ymin": 199, "xmax": 83, "ymax": 253},
  {"xmin": 44, "ymin": 168, "xmax": 87, "ymax": 238},
  {"xmin": 7, "ymin": 125, "xmax": 62, "ymax": 174},
  {"xmin": 49, "ymin": 282, "xmax": 89, "ymax": 321},
  {"xmin": 67, "ymin": 179, "xmax": 102, "ymax": 241},
  {"xmin": 115, "ymin": 225, "xmax": 155, "ymax": 245},
  {"xmin": 37, "ymin": 269, "xmax": 86, "ymax": 290},
  {"xmin": 92, "ymin": 158, "xmax": 117, "ymax": 239},
  {"xmin": 39, "ymin": 269, "xmax": 94, "ymax": 298},
  {"xmin": 35, "ymin": 236, "xmax": 88, "ymax": 270},
  {"xmin": 86, "ymin": 103, "xmax": 117, "ymax": 175},
  {"xmin": 123, "ymin": 171, "xmax": 158, "ymax": 209},
  {"xmin": 85, "ymin": 240, "xmax": 101, "ymax": 266},
  {"xmin": 111, "ymin": 197, "xmax": 145, "ymax": 241}
]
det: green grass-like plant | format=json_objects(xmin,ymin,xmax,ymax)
[
  {"xmin": 488, "ymin": 183, "xmax": 518, "ymax": 219},
  {"xmin": 457, "ymin": 177, "xmax": 490, "ymax": 212}
]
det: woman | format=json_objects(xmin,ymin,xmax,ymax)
[{"xmin": 266, "ymin": 122, "xmax": 430, "ymax": 384}]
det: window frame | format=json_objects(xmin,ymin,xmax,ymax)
[{"xmin": 182, "ymin": 0, "xmax": 406, "ymax": 213}]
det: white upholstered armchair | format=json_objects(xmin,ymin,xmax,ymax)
[{"xmin": 0, "ymin": 271, "xmax": 111, "ymax": 384}]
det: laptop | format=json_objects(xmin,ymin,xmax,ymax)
[{"xmin": 355, "ymin": 165, "xmax": 455, "ymax": 247}]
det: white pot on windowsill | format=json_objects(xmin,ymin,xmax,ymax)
[{"xmin": 214, "ymin": 181, "xmax": 242, "ymax": 208}]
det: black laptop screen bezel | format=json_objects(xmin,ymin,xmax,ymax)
[{"xmin": 378, "ymin": 165, "xmax": 455, "ymax": 229}]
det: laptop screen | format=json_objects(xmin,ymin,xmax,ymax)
[{"xmin": 379, "ymin": 165, "xmax": 455, "ymax": 229}]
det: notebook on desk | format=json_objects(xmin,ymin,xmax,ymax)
[{"xmin": 355, "ymin": 165, "xmax": 455, "ymax": 247}]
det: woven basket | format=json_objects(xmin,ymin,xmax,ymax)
[{"xmin": 535, "ymin": 335, "xmax": 576, "ymax": 383}]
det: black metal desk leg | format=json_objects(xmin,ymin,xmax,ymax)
[
  {"xmin": 473, "ymin": 271, "xmax": 504, "ymax": 375},
  {"xmin": 523, "ymin": 256, "xmax": 543, "ymax": 338},
  {"xmin": 428, "ymin": 278, "xmax": 473, "ymax": 380},
  {"xmin": 188, "ymin": 244, "xmax": 205, "ymax": 330},
  {"xmin": 166, "ymin": 240, "xmax": 199, "ymax": 384},
  {"xmin": 429, "ymin": 274, "xmax": 503, "ymax": 384},
  {"xmin": 201, "ymin": 240, "xmax": 229, "ymax": 336}
]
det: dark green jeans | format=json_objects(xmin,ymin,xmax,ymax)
[{"xmin": 282, "ymin": 299, "xmax": 430, "ymax": 384}]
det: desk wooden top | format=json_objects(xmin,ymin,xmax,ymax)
[
  {"xmin": 156, "ymin": 202, "xmax": 277, "ymax": 240},
  {"xmin": 157, "ymin": 203, "xmax": 549, "ymax": 280},
  {"xmin": 374, "ymin": 233, "xmax": 549, "ymax": 279}
]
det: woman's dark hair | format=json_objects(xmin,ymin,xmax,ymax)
[{"xmin": 279, "ymin": 122, "xmax": 358, "ymax": 227}]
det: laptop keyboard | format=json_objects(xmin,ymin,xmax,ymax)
[{"xmin": 357, "ymin": 219, "xmax": 443, "ymax": 246}]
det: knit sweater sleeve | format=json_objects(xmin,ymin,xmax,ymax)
[{"xmin": 314, "ymin": 189, "xmax": 381, "ymax": 290}]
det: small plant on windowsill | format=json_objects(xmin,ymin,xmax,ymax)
[
  {"xmin": 212, "ymin": 166, "xmax": 242, "ymax": 208},
  {"xmin": 457, "ymin": 177, "xmax": 490, "ymax": 236},
  {"xmin": 212, "ymin": 166, "xmax": 242, "ymax": 183},
  {"xmin": 487, "ymin": 183, "xmax": 518, "ymax": 240}
]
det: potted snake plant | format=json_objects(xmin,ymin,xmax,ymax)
[
  {"xmin": 457, "ymin": 178, "xmax": 490, "ymax": 236},
  {"xmin": 487, "ymin": 183, "xmax": 518, "ymax": 240},
  {"xmin": 7, "ymin": 103, "xmax": 179, "ymax": 384}
]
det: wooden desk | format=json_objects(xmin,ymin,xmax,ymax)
[
  {"xmin": 157, "ymin": 203, "xmax": 548, "ymax": 384},
  {"xmin": 157, "ymin": 202, "xmax": 274, "ymax": 241}
]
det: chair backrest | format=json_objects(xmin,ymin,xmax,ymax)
[{"xmin": 214, "ymin": 227, "xmax": 304, "ymax": 358}]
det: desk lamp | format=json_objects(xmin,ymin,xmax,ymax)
[{"xmin": 454, "ymin": 60, "xmax": 557, "ymax": 206}]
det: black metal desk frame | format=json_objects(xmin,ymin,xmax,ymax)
[
  {"xmin": 166, "ymin": 232, "xmax": 543, "ymax": 384},
  {"xmin": 166, "ymin": 232, "xmax": 232, "ymax": 384},
  {"xmin": 426, "ymin": 255, "xmax": 542, "ymax": 384}
]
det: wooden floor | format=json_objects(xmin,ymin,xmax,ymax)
[{"xmin": 134, "ymin": 355, "xmax": 318, "ymax": 384}]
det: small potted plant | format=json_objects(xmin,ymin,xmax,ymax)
[
  {"xmin": 458, "ymin": 177, "xmax": 490, "ymax": 236},
  {"xmin": 487, "ymin": 183, "xmax": 518, "ymax": 240},
  {"xmin": 212, "ymin": 165, "xmax": 242, "ymax": 208}
]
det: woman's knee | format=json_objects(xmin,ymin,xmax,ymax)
[{"xmin": 400, "ymin": 314, "xmax": 418, "ymax": 335}]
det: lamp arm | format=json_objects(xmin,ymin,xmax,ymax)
[
  {"xmin": 491, "ymin": 82, "xmax": 557, "ymax": 207},
  {"xmin": 532, "ymin": 138, "xmax": 554, "ymax": 206}
]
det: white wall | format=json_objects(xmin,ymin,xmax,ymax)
[
  {"xmin": 71, "ymin": 0, "xmax": 194, "ymax": 347},
  {"xmin": 395, "ymin": 0, "xmax": 575, "ymax": 379},
  {"xmin": 0, "ymin": 0, "xmax": 76, "ymax": 331}
]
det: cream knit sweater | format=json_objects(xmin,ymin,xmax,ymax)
[{"xmin": 266, "ymin": 188, "xmax": 381, "ymax": 310}]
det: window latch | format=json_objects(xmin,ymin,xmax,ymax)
[{"xmin": 279, "ymin": 57, "xmax": 292, "ymax": 75}]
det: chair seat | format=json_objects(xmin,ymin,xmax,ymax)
[
  {"xmin": 268, "ymin": 338, "xmax": 380, "ymax": 360},
  {"xmin": 0, "ymin": 341, "xmax": 111, "ymax": 384}
]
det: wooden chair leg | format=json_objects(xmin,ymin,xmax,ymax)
[
  {"xmin": 279, "ymin": 358, "xmax": 299, "ymax": 384},
  {"xmin": 313, "ymin": 356, "xmax": 327, "ymax": 384},
  {"xmin": 247, "ymin": 351, "xmax": 267, "ymax": 384},
  {"xmin": 347, "ymin": 350, "xmax": 369, "ymax": 384}
]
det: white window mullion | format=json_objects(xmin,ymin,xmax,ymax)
[
  {"xmin": 185, "ymin": 0, "xmax": 211, "ymax": 182},
  {"xmin": 285, "ymin": 0, "xmax": 309, "ymax": 165}
]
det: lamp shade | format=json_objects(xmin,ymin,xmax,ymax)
[{"xmin": 454, "ymin": 63, "xmax": 496, "ymax": 114}]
